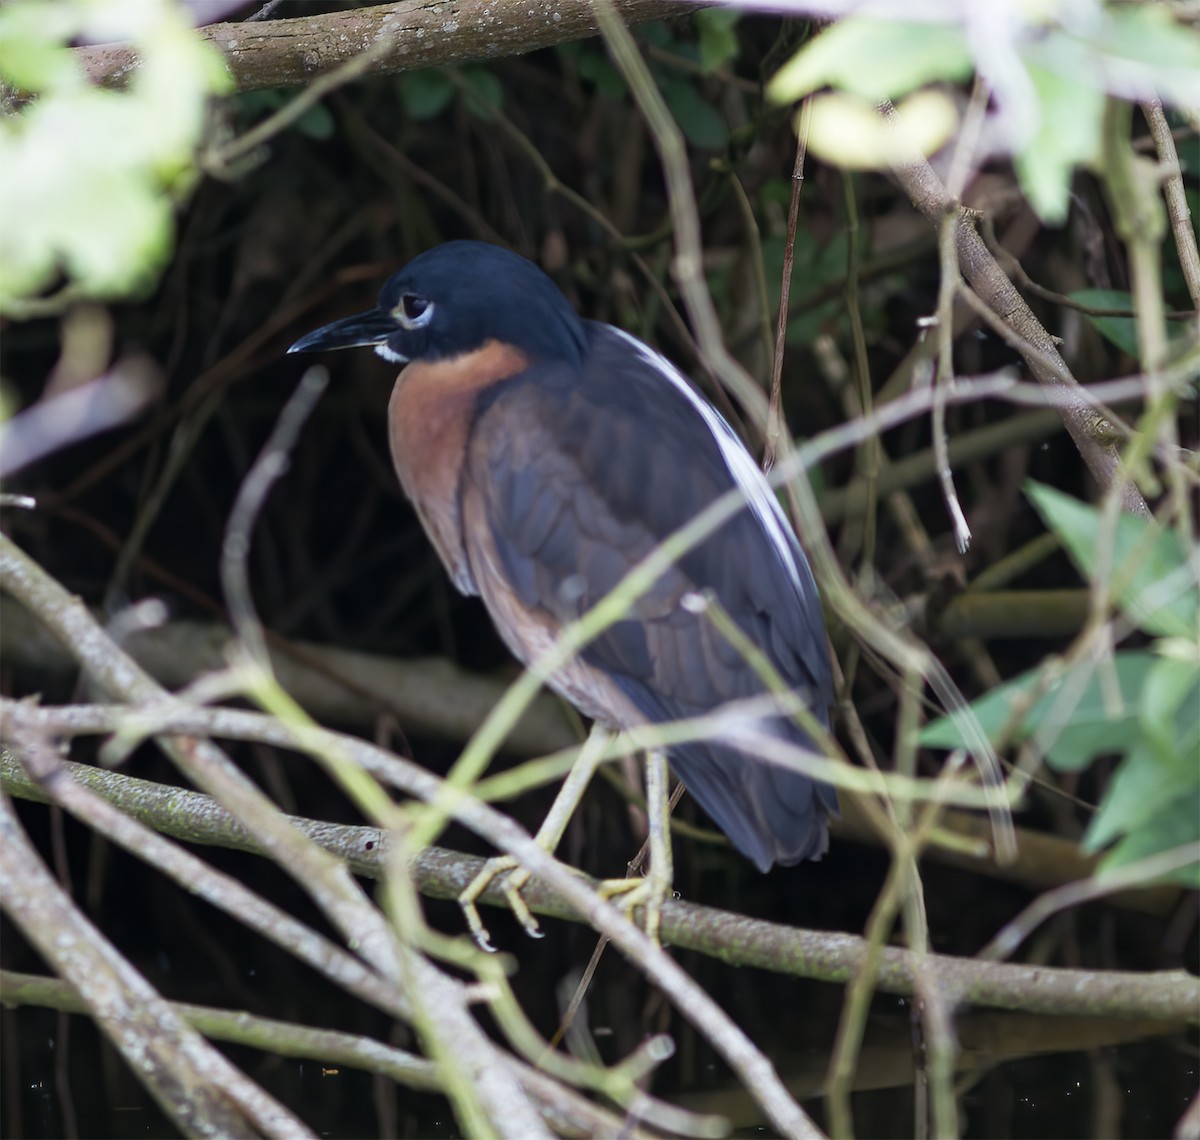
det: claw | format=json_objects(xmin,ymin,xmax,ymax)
[
  {"xmin": 460, "ymin": 855, "xmax": 541, "ymax": 951},
  {"xmin": 597, "ymin": 874, "xmax": 669, "ymax": 945},
  {"xmin": 458, "ymin": 728, "xmax": 613, "ymax": 948},
  {"xmin": 501, "ymin": 873, "xmax": 544, "ymax": 939}
]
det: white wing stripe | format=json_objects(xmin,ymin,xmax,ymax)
[{"xmin": 609, "ymin": 328, "xmax": 804, "ymax": 594}]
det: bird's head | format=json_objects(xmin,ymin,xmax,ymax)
[{"xmin": 287, "ymin": 241, "xmax": 588, "ymax": 367}]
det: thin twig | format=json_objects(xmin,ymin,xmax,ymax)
[
  {"xmin": 1144, "ymin": 100, "xmax": 1200, "ymax": 309},
  {"xmin": 0, "ymin": 784, "xmax": 308, "ymax": 1137},
  {"xmin": 222, "ymin": 367, "xmax": 329, "ymax": 668},
  {"xmin": 979, "ymin": 843, "xmax": 1200, "ymax": 962},
  {"xmin": 765, "ymin": 104, "xmax": 812, "ymax": 471}
]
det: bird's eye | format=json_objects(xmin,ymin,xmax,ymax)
[{"xmin": 396, "ymin": 293, "xmax": 434, "ymax": 329}]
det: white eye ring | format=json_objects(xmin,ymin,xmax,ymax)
[{"xmin": 395, "ymin": 293, "xmax": 435, "ymax": 330}]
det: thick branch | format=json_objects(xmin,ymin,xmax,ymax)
[
  {"xmin": 3, "ymin": 684, "xmax": 1182, "ymax": 917},
  {"xmin": 76, "ymin": 0, "xmax": 690, "ymax": 93},
  {"xmin": 4, "ymin": 750, "xmax": 1194, "ymax": 1025}
]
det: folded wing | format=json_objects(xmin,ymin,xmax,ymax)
[{"xmin": 462, "ymin": 323, "xmax": 835, "ymax": 870}]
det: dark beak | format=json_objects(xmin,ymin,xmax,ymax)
[{"xmin": 287, "ymin": 308, "xmax": 396, "ymax": 354}]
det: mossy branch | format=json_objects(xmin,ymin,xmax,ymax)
[
  {"xmin": 74, "ymin": 0, "xmax": 692, "ymax": 94},
  {"xmin": 4, "ymin": 747, "xmax": 1194, "ymax": 1026}
]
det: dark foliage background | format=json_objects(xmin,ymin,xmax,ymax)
[{"xmin": 2, "ymin": 3, "xmax": 1196, "ymax": 1137}]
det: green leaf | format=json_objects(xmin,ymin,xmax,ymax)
[
  {"xmin": 237, "ymin": 89, "xmax": 285, "ymax": 117},
  {"xmin": 1097, "ymin": 659, "xmax": 1200, "ymax": 861},
  {"xmin": 1018, "ymin": 8, "xmax": 1200, "ymax": 114},
  {"xmin": 0, "ymin": 0, "xmax": 228, "ymax": 313},
  {"xmin": 1070, "ymin": 288, "xmax": 1139, "ymax": 357},
  {"xmin": 1013, "ymin": 61, "xmax": 1104, "ymax": 225},
  {"xmin": 759, "ymin": 178, "xmax": 792, "ymax": 211},
  {"xmin": 1093, "ymin": 786, "xmax": 1200, "ymax": 889},
  {"xmin": 1087, "ymin": 739, "xmax": 1200, "ymax": 879},
  {"xmin": 461, "ymin": 67, "xmax": 503, "ymax": 121},
  {"xmin": 695, "ymin": 8, "xmax": 741, "ymax": 74},
  {"xmin": 663, "ymin": 80, "xmax": 728, "ymax": 150},
  {"xmin": 1090, "ymin": 6, "xmax": 1200, "ymax": 110},
  {"xmin": 1089, "ymin": 657, "xmax": 1200, "ymax": 854},
  {"xmin": 294, "ymin": 102, "xmax": 334, "ymax": 141},
  {"xmin": 639, "ymin": 22, "xmax": 673, "ymax": 51},
  {"xmin": 577, "ymin": 48, "xmax": 626, "ymax": 99},
  {"xmin": 919, "ymin": 651, "xmax": 1156, "ymax": 770},
  {"xmin": 1026, "ymin": 482, "xmax": 1198, "ymax": 639},
  {"xmin": 0, "ymin": 2, "xmax": 80, "ymax": 93},
  {"xmin": 400, "ymin": 70, "xmax": 455, "ymax": 121},
  {"xmin": 767, "ymin": 18, "xmax": 973, "ymax": 104},
  {"xmin": 1138, "ymin": 654, "xmax": 1200, "ymax": 768},
  {"xmin": 237, "ymin": 89, "xmax": 333, "ymax": 140}
]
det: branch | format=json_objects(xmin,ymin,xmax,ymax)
[
  {"xmin": 0, "ymin": 790, "xmax": 307, "ymax": 1137},
  {"xmin": 1144, "ymin": 100, "xmax": 1200, "ymax": 309},
  {"xmin": 75, "ymin": 0, "xmax": 691, "ymax": 93},
  {"xmin": 881, "ymin": 104, "xmax": 1152, "ymax": 517},
  {"xmin": 0, "ymin": 595, "xmax": 575, "ymax": 756},
  {"xmin": 0, "ymin": 970, "xmax": 637, "ymax": 1139},
  {"xmin": 0, "ymin": 533, "xmax": 820, "ymax": 1140},
  {"xmin": 5, "ymin": 748, "xmax": 1195, "ymax": 1026},
  {"xmin": 3, "ymin": 969, "xmax": 1181, "ymax": 1122}
]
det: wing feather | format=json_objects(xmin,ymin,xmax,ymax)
[{"xmin": 462, "ymin": 323, "xmax": 835, "ymax": 870}]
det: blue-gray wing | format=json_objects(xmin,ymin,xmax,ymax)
[{"xmin": 461, "ymin": 323, "xmax": 835, "ymax": 870}]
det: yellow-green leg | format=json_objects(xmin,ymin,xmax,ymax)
[
  {"xmin": 460, "ymin": 725, "xmax": 610, "ymax": 952},
  {"xmin": 596, "ymin": 748, "xmax": 673, "ymax": 944}
]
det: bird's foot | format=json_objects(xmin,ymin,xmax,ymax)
[
  {"xmin": 596, "ymin": 871, "xmax": 672, "ymax": 946},
  {"xmin": 461, "ymin": 727, "xmax": 612, "ymax": 952},
  {"xmin": 459, "ymin": 856, "xmax": 540, "ymax": 953}
]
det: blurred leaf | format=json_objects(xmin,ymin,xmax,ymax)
[
  {"xmin": 920, "ymin": 651, "xmax": 1155, "ymax": 770},
  {"xmin": 1070, "ymin": 288, "xmax": 1139, "ymax": 357},
  {"xmin": 640, "ymin": 21, "xmax": 673, "ymax": 50},
  {"xmin": 760, "ymin": 229, "xmax": 861, "ymax": 345},
  {"xmin": 462, "ymin": 67, "xmax": 503, "ymax": 121},
  {"xmin": 1085, "ymin": 740, "xmax": 1179, "ymax": 846},
  {"xmin": 1027, "ymin": 482, "xmax": 1198, "ymax": 639},
  {"xmin": 0, "ymin": 0, "xmax": 229, "ymax": 312},
  {"xmin": 1070, "ymin": 287, "xmax": 1193, "ymax": 361},
  {"xmin": 695, "ymin": 8, "xmax": 741, "ymax": 74},
  {"xmin": 1094, "ymin": 787, "xmax": 1200, "ymax": 889},
  {"xmin": 1088, "ymin": 6, "xmax": 1200, "ymax": 110},
  {"xmin": 1013, "ymin": 62, "xmax": 1104, "ymax": 225},
  {"xmin": 576, "ymin": 48, "xmax": 626, "ymax": 99},
  {"xmin": 238, "ymin": 89, "xmax": 285, "ymax": 116},
  {"xmin": 0, "ymin": 381, "xmax": 18, "ymax": 424},
  {"xmin": 1016, "ymin": 8, "xmax": 1199, "ymax": 114},
  {"xmin": 237, "ymin": 89, "xmax": 333, "ymax": 140},
  {"xmin": 767, "ymin": 18, "xmax": 972, "ymax": 104},
  {"xmin": 1087, "ymin": 706, "xmax": 1200, "ymax": 868},
  {"xmin": 759, "ymin": 178, "xmax": 792, "ymax": 211},
  {"xmin": 663, "ymin": 80, "xmax": 728, "ymax": 150},
  {"xmin": 1138, "ymin": 654, "xmax": 1200, "ymax": 768},
  {"xmin": 804, "ymin": 90, "xmax": 958, "ymax": 170},
  {"xmin": 0, "ymin": 2, "xmax": 78, "ymax": 92},
  {"xmin": 294, "ymin": 102, "xmax": 335, "ymax": 141},
  {"xmin": 1088, "ymin": 742, "xmax": 1189, "ymax": 852},
  {"xmin": 400, "ymin": 70, "xmax": 455, "ymax": 121}
]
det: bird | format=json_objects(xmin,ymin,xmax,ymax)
[{"xmin": 289, "ymin": 240, "xmax": 836, "ymax": 930}]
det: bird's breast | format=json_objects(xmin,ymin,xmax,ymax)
[{"xmin": 387, "ymin": 340, "xmax": 529, "ymax": 595}]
